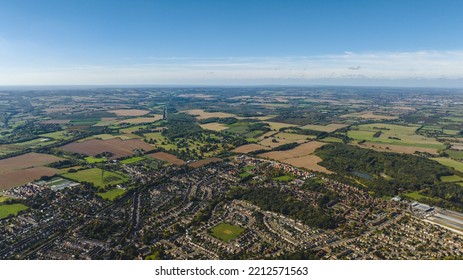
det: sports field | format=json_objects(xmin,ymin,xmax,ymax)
[
  {"xmin": 209, "ymin": 222, "xmax": 245, "ymax": 242},
  {"xmin": 273, "ymin": 175, "xmax": 294, "ymax": 181},
  {"xmin": 62, "ymin": 168, "xmax": 129, "ymax": 188},
  {"xmin": 97, "ymin": 188, "xmax": 127, "ymax": 201},
  {"xmin": 0, "ymin": 203, "xmax": 28, "ymax": 219}
]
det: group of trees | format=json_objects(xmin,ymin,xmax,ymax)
[
  {"xmin": 237, "ymin": 187, "xmax": 337, "ymax": 229},
  {"xmin": 0, "ymin": 121, "xmax": 61, "ymax": 144},
  {"xmin": 316, "ymin": 143, "xmax": 463, "ymax": 210},
  {"xmin": 162, "ymin": 113, "xmax": 202, "ymax": 139}
]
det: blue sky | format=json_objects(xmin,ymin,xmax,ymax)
[{"xmin": 1, "ymin": 0, "xmax": 463, "ymax": 86}]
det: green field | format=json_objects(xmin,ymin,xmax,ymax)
[
  {"xmin": 0, "ymin": 146, "xmax": 17, "ymax": 156},
  {"xmin": 85, "ymin": 156, "xmax": 107, "ymax": 163},
  {"xmin": 243, "ymin": 165, "xmax": 255, "ymax": 172},
  {"xmin": 321, "ymin": 137, "xmax": 343, "ymax": 143},
  {"xmin": 264, "ymin": 121, "xmax": 298, "ymax": 131},
  {"xmin": 239, "ymin": 171, "xmax": 253, "ymax": 179},
  {"xmin": 12, "ymin": 138, "xmax": 57, "ymax": 148},
  {"xmin": 276, "ymin": 132, "xmax": 311, "ymax": 141},
  {"xmin": 404, "ymin": 191, "xmax": 440, "ymax": 203},
  {"xmin": 347, "ymin": 123, "xmax": 445, "ymax": 149},
  {"xmin": 440, "ymin": 175, "xmax": 463, "ymax": 183},
  {"xmin": 62, "ymin": 168, "xmax": 129, "ymax": 188},
  {"xmin": 120, "ymin": 156, "xmax": 145, "ymax": 164},
  {"xmin": 226, "ymin": 122, "xmax": 251, "ymax": 134},
  {"xmin": 97, "ymin": 188, "xmax": 127, "ymax": 201},
  {"xmin": 0, "ymin": 195, "xmax": 11, "ymax": 203},
  {"xmin": 39, "ymin": 131, "xmax": 73, "ymax": 140},
  {"xmin": 209, "ymin": 222, "xmax": 245, "ymax": 242},
  {"xmin": 0, "ymin": 203, "xmax": 28, "ymax": 219},
  {"xmin": 273, "ymin": 175, "xmax": 294, "ymax": 182},
  {"xmin": 432, "ymin": 157, "xmax": 463, "ymax": 173},
  {"xmin": 446, "ymin": 150, "xmax": 463, "ymax": 160}
]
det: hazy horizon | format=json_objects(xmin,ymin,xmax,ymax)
[{"xmin": 1, "ymin": 0, "xmax": 463, "ymax": 87}]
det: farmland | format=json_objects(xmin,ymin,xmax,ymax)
[
  {"xmin": 233, "ymin": 144, "xmax": 270, "ymax": 153},
  {"xmin": 148, "ymin": 152, "xmax": 185, "ymax": 165},
  {"xmin": 342, "ymin": 111, "xmax": 399, "ymax": 120},
  {"xmin": 199, "ymin": 122, "xmax": 228, "ymax": 131},
  {"xmin": 60, "ymin": 138, "xmax": 154, "ymax": 159},
  {"xmin": 282, "ymin": 155, "xmax": 333, "ymax": 174},
  {"xmin": 440, "ymin": 175, "xmax": 463, "ymax": 183},
  {"xmin": 62, "ymin": 168, "xmax": 129, "ymax": 189},
  {"xmin": 0, "ymin": 153, "xmax": 63, "ymax": 172},
  {"xmin": 431, "ymin": 158, "xmax": 463, "ymax": 173},
  {"xmin": 183, "ymin": 109, "xmax": 237, "ymax": 120},
  {"xmin": 301, "ymin": 123, "xmax": 348, "ymax": 132},
  {"xmin": 260, "ymin": 141, "xmax": 331, "ymax": 173},
  {"xmin": 446, "ymin": 149, "xmax": 463, "ymax": 160},
  {"xmin": 0, "ymin": 153, "xmax": 63, "ymax": 190},
  {"xmin": 116, "ymin": 115, "xmax": 163, "ymax": 125},
  {"xmin": 108, "ymin": 109, "xmax": 150, "ymax": 116},
  {"xmin": 263, "ymin": 121, "xmax": 297, "ymax": 131},
  {"xmin": 85, "ymin": 156, "xmax": 107, "ymax": 163},
  {"xmin": 347, "ymin": 123, "xmax": 445, "ymax": 151},
  {"xmin": 260, "ymin": 141, "xmax": 326, "ymax": 161},
  {"xmin": 120, "ymin": 156, "xmax": 145, "ymax": 164},
  {"xmin": 188, "ymin": 157, "xmax": 222, "ymax": 168}
]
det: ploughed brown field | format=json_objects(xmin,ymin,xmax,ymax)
[
  {"xmin": 259, "ymin": 141, "xmax": 332, "ymax": 174},
  {"xmin": 148, "ymin": 152, "xmax": 185, "ymax": 165},
  {"xmin": 232, "ymin": 144, "xmax": 271, "ymax": 153},
  {"xmin": 0, "ymin": 153, "xmax": 63, "ymax": 190},
  {"xmin": 60, "ymin": 139, "xmax": 155, "ymax": 159},
  {"xmin": 188, "ymin": 157, "xmax": 222, "ymax": 168}
]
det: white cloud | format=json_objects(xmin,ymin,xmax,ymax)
[{"xmin": 1, "ymin": 50, "xmax": 463, "ymax": 86}]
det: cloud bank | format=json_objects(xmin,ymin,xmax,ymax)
[{"xmin": 1, "ymin": 50, "xmax": 463, "ymax": 87}]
